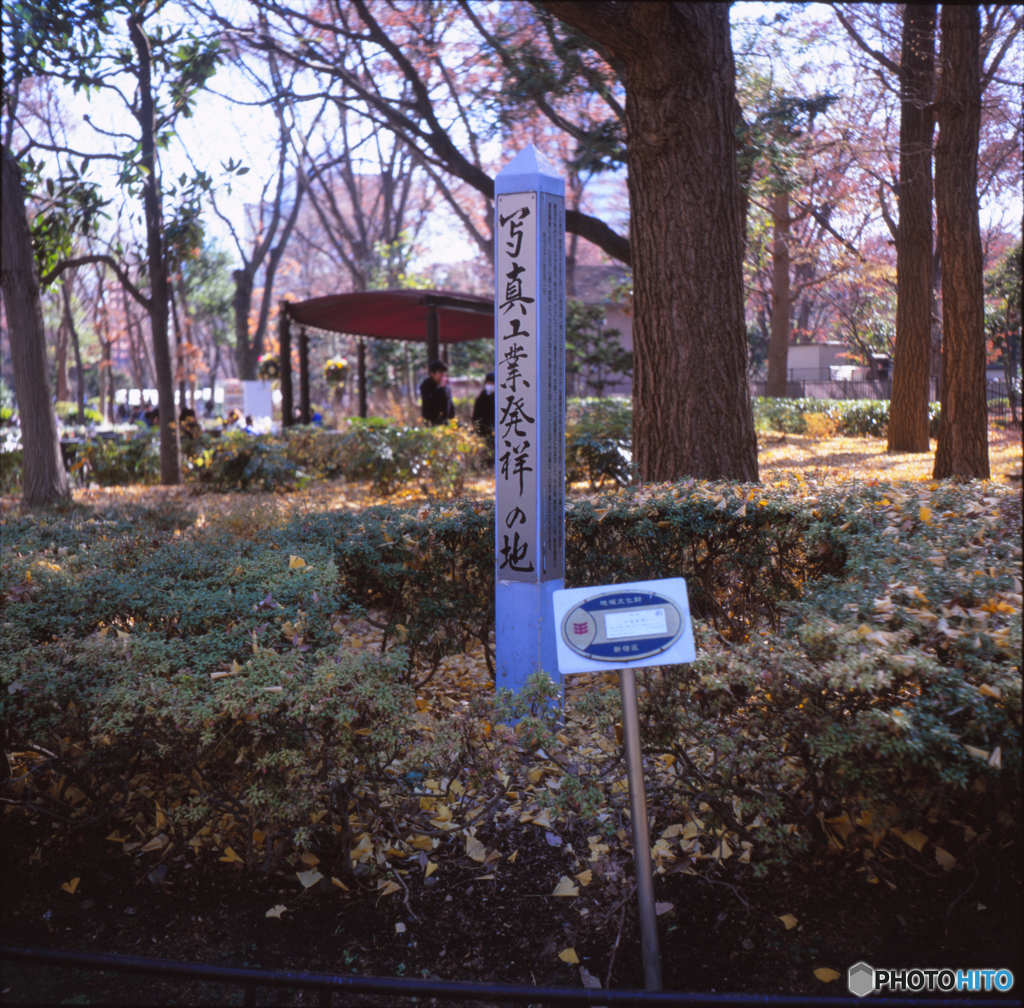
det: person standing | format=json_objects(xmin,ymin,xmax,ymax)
[
  {"xmin": 420, "ymin": 360, "xmax": 455, "ymax": 426},
  {"xmin": 472, "ymin": 371, "xmax": 495, "ymax": 437}
]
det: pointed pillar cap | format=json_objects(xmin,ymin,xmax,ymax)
[{"xmin": 495, "ymin": 144, "xmax": 564, "ymax": 197}]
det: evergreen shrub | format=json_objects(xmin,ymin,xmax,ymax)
[{"xmin": 1, "ymin": 481, "xmax": 1018, "ymax": 874}]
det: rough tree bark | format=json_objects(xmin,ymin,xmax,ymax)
[
  {"xmin": 543, "ymin": 2, "xmax": 757, "ymax": 481},
  {"xmin": 61, "ymin": 279, "xmax": 86, "ymax": 424},
  {"xmin": 765, "ymin": 189, "xmax": 792, "ymax": 398},
  {"xmin": 888, "ymin": 5, "xmax": 936, "ymax": 454},
  {"xmin": 0, "ymin": 144, "xmax": 71, "ymax": 506},
  {"xmin": 933, "ymin": 5, "xmax": 988, "ymax": 479},
  {"xmin": 128, "ymin": 13, "xmax": 181, "ymax": 484}
]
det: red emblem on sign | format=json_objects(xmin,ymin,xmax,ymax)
[{"xmin": 572, "ymin": 622, "xmax": 590, "ymax": 635}]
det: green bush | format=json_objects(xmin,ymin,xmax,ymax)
[
  {"xmin": 74, "ymin": 431, "xmax": 162, "ymax": 486},
  {"xmin": 753, "ymin": 397, "xmax": 942, "ymax": 437},
  {"xmin": 1, "ymin": 450, "xmax": 23, "ymax": 495},
  {"xmin": 54, "ymin": 401, "xmax": 104, "ymax": 425},
  {"xmin": 1, "ymin": 479, "xmax": 1018, "ymax": 873},
  {"xmin": 565, "ymin": 396, "xmax": 633, "ymax": 488}
]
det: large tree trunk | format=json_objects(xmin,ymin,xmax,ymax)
[
  {"xmin": 888, "ymin": 5, "xmax": 936, "ymax": 454},
  {"xmin": 544, "ymin": 2, "xmax": 757, "ymax": 481},
  {"xmin": 765, "ymin": 189, "xmax": 792, "ymax": 398},
  {"xmin": 129, "ymin": 14, "xmax": 181, "ymax": 484},
  {"xmin": 933, "ymin": 6, "xmax": 988, "ymax": 480},
  {"xmin": 0, "ymin": 144, "xmax": 71, "ymax": 506},
  {"xmin": 232, "ymin": 268, "xmax": 259, "ymax": 380}
]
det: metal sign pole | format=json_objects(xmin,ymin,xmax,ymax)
[{"xmin": 618, "ymin": 665, "xmax": 662, "ymax": 992}]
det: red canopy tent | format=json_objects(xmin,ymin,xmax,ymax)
[{"xmin": 279, "ymin": 289, "xmax": 494, "ymax": 422}]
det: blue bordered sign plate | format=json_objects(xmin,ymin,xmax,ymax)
[{"xmin": 553, "ymin": 578, "xmax": 696, "ymax": 674}]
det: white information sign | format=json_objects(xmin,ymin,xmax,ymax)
[
  {"xmin": 552, "ymin": 578, "xmax": 696, "ymax": 675},
  {"xmin": 605, "ymin": 608, "xmax": 668, "ymax": 640}
]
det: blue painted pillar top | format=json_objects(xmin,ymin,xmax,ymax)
[{"xmin": 493, "ymin": 145, "xmax": 566, "ymax": 694}]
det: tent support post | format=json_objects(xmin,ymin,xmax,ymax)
[
  {"xmin": 358, "ymin": 338, "xmax": 367, "ymax": 418},
  {"xmin": 279, "ymin": 306, "xmax": 293, "ymax": 428},
  {"xmin": 298, "ymin": 325, "xmax": 310, "ymax": 424},
  {"xmin": 426, "ymin": 305, "xmax": 439, "ymax": 364}
]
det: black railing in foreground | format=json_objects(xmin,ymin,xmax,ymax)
[{"xmin": 1, "ymin": 945, "xmax": 1009, "ymax": 1007}]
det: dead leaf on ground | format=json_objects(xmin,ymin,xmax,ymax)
[
  {"xmin": 61, "ymin": 878, "xmax": 80, "ymax": 895},
  {"xmin": 814, "ymin": 968, "xmax": 841, "ymax": 983},
  {"xmin": 552, "ymin": 876, "xmax": 579, "ymax": 897},
  {"xmin": 265, "ymin": 905, "xmax": 288, "ymax": 918},
  {"xmin": 296, "ymin": 869, "xmax": 323, "ymax": 889},
  {"xmin": 558, "ymin": 947, "xmax": 579, "ymax": 964},
  {"xmin": 777, "ymin": 914, "xmax": 799, "ymax": 930}
]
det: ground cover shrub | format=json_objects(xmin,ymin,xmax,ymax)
[
  {"xmin": 1, "ymin": 481, "xmax": 1018, "ymax": 878},
  {"xmin": 74, "ymin": 430, "xmax": 163, "ymax": 486}
]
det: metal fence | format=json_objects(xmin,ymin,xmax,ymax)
[{"xmin": 0, "ymin": 945, "xmax": 1010, "ymax": 1008}]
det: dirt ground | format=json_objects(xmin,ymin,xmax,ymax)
[{"xmin": 3, "ymin": 786, "xmax": 1021, "ymax": 1006}]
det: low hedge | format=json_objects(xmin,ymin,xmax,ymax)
[
  {"xmin": 753, "ymin": 397, "xmax": 943, "ymax": 437},
  {"xmin": 1, "ymin": 479, "xmax": 1018, "ymax": 878}
]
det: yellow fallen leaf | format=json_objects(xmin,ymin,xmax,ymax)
[
  {"xmin": 898, "ymin": 829, "xmax": 929, "ymax": 853},
  {"xmin": 425, "ymin": 861, "xmax": 438, "ymax": 878},
  {"xmin": 552, "ymin": 876, "xmax": 579, "ymax": 897},
  {"xmin": 105, "ymin": 831, "xmax": 126, "ymax": 843},
  {"xmin": 116, "ymin": 629, "xmax": 130, "ymax": 640},
  {"xmin": 509, "ymin": 850, "xmax": 519, "ymax": 863},
  {"xmin": 465, "ymin": 835, "xmax": 487, "ymax": 863},
  {"xmin": 558, "ymin": 947, "xmax": 579, "ymax": 964},
  {"xmin": 331, "ymin": 877, "xmax": 350, "ymax": 891},
  {"xmin": 919, "ymin": 506, "xmax": 933, "ymax": 525},
  {"xmin": 574, "ymin": 869, "xmax": 593, "ymax": 886},
  {"xmin": 979, "ymin": 683, "xmax": 1001, "ymax": 699},
  {"xmin": 934, "ymin": 847, "xmax": 957, "ymax": 871},
  {"xmin": 531, "ymin": 809, "xmax": 553, "ymax": 829},
  {"xmin": 296, "ymin": 869, "xmax": 323, "ymax": 888},
  {"xmin": 219, "ymin": 846, "xmax": 243, "ymax": 863},
  {"xmin": 300, "ymin": 852, "xmax": 320, "ymax": 866},
  {"xmin": 964, "ymin": 745, "xmax": 991, "ymax": 760},
  {"xmin": 661, "ymin": 824, "xmax": 685, "ymax": 839},
  {"xmin": 61, "ymin": 878, "xmax": 80, "ymax": 895},
  {"xmin": 288, "ymin": 555, "xmax": 307, "ymax": 568},
  {"xmin": 141, "ymin": 833, "xmax": 169, "ymax": 853},
  {"xmin": 814, "ymin": 968, "xmax": 841, "ymax": 983},
  {"xmin": 777, "ymin": 914, "xmax": 798, "ymax": 930},
  {"xmin": 265, "ymin": 904, "xmax": 288, "ymax": 918},
  {"xmin": 377, "ymin": 880, "xmax": 400, "ymax": 896}
]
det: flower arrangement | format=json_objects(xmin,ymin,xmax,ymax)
[
  {"xmin": 257, "ymin": 354, "xmax": 280, "ymax": 381},
  {"xmin": 324, "ymin": 358, "xmax": 350, "ymax": 384}
]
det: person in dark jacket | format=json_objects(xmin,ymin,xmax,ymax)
[
  {"xmin": 420, "ymin": 360, "xmax": 455, "ymax": 426},
  {"xmin": 472, "ymin": 371, "xmax": 496, "ymax": 463},
  {"xmin": 472, "ymin": 371, "xmax": 495, "ymax": 437}
]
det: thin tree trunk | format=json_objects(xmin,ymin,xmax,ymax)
[
  {"xmin": 55, "ymin": 315, "xmax": 70, "ymax": 401},
  {"xmin": 545, "ymin": 2, "xmax": 757, "ymax": 481},
  {"xmin": 232, "ymin": 268, "xmax": 258, "ymax": 379},
  {"xmin": 0, "ymin": 143, "xmax": 71, "ymax": 506},
  {"xmin": 129, "ymin": 14, "xmax": 181, "ymax": 483},
  {"xmin": 61, "ymin": 280, "xmax": 86, "ymax": 425},
  {"xmin": 889, "ymin": 5, "xmax": 936, "ymax": 454},
  {"xmin": 765, "ymin": 188, "xmax": 792, "ymax": 398},
  {"xmin": 933, "ymin": 5, "xmax": 988, "ymax": 479}
]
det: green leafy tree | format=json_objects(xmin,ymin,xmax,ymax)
[
  {"xmin": 565, "ymin": 300, "xmax": 632, "ymax": 398},
  {"xmin": 5, "ymin": 0, "xmax": 220, "ymax": 484}
]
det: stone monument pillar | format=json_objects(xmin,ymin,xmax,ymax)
[{"xmin": 493, "ymin": 146, "xmax": 565, "ymax": 695}]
